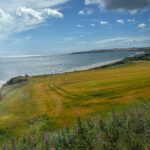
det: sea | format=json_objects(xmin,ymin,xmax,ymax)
[{"xmin": 0, "ymin": 51, "xmax": 137, "ymax": 86}]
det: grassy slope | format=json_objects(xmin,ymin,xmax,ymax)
[
  {"xmin": 0, "ymin": 61, "xmax": 150, "ymax": 137},
  {"xmin": 1, "ymin": 103, "xmax": 150, "ymax": 149}
]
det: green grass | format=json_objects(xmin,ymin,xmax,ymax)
[
  {"xmin": 1, "ymin": 102, "xmax": 150, "ymax": 150},
  {"xmin": 0, "ymin": 61, "xmax": 150, "ymax": 140}
]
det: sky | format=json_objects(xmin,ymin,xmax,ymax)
[{"xmin": 0, "ymin": 0, "xmax": 150, "ymax": 56}]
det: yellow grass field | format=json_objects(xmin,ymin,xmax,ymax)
[{"xmin": 0, "ymin": 61, "xmax": 150, "ymax": 137}]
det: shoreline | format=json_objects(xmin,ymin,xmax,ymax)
[
  {"xmin": 0, "ymin": 51, "xmax": 149, "ymax": 89},
  {"xmin": 0, "ymin": 58, "xmax": 123, "ymax": 88}
]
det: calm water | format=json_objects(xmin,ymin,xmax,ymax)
[{"xmin": 0, "ymin": 51, "xmax": 136, "ymax": 85}]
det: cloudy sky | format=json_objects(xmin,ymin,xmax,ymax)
[{"xmin": 0, "ymin": 0, "xmax": 150, "ymax": 56}]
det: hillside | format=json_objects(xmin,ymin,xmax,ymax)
[
  {"xmin": 0, "ymin": 57, "xmax": 150, "ymax": 141},
  {"xmin": 71, "ymin": 47, "xmax": 150, "ymax": 55}
]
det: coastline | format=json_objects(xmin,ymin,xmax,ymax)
[
  {"xmin": 0, "ymin": 58, "xmax": 122, "ymax": 88},
  {"xmin": 0, "ymin": 51, "xmax": 149, "ymax": 89}
]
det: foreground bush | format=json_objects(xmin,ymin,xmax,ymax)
[{"xmin": 1, "ymin": 103, "xmax": 150, "ymax": 150}]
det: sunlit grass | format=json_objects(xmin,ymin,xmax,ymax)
[{"xmin": 0, "ymin": 61, "xmax": 150, "ymax": 139}]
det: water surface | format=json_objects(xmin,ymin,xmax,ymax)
[{"xmin": 0, "ymin": 51, "xmax": 136, "ymax": 85}]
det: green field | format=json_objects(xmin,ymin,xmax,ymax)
[{"xmin": 0, "ymin": 60, "xmax": 150, "ymax": 139}]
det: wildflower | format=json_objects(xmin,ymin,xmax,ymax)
[
  {"xmin": 50, "ymin": 145, "xmax": 55, "ymax": 150},
  {"xmin": 96, "ymin": 133, "xmax": 101, "ymax": 140},
  {"xmin": 43, "ymin": 134, "xmax": 49, "ymax": 144}
]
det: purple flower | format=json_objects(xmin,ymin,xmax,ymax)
[
  {"xmin": 43, "ymin": 134, "xmax": 49, "ymax": 144},
  {"xmin": 50, "ymin": 145, "xmax": 55, "ymax": 150}
]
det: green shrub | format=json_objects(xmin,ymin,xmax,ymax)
[{"xmin": 1, "ymin": 103, "xmax": 150, "ymax": 150}]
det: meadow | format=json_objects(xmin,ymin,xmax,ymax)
[{"xmin": 0, "ymin": 58, "xmax": 150, "ymax": 147}]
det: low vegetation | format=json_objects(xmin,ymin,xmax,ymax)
[
  {"xmin": 1, "ymin": 102, "xmax": 150, "ymax": 150},
  {"xmin": 5, "ymin": 76, "xmax": 29, "ymax": 86}
]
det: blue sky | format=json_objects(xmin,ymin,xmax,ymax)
[{"xmin": 0, "ymin": 0, "xmax": 150, "ymax": 56}]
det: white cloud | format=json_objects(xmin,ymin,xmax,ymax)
[
  {"xmin": 0, "ymin": 0, "xmax": 69, "ymax": 13},
  {"xmin": 13, "ymin": 7, "xmax": 63, "ymax": 33},
  {"xmin": 16, "ymin": 7, "xmax": 43, "ymax": 20},
  {"xmin": 100, "ymin": 20, "xmax": 108, "ymax": 25},
  {"xmin": 25, "ymin": 36, "xmax": 32, "ymax": 40},
  {"xmin": 116, "ymin": 19, "xmax": 124, "ymax": 24},
  {"xmin": 60, "ymin": 37, "xmax": 76, "ymax": 43},
  {"xmin": 85, "ymin": 0, "xmax": 100, "ymax": 5},
  {"xmin": 95, "ymin": 37, "xmax": 127, "ymax": 45},
  {"xmin": 90, "ymin": 23, "xmax": 95, "ymax": 26},
  {"xmin": 79, "ymin": 8, "xmax": 94, "ymax": 15},
  {"xmin": 137, "ymin": 23, "xmax": 146, "ymax": 29},
  {"xmin": 78, "ymin": 9, "xmax": 85, "ymax": 15},
  {"xmin": 0, "ymin": 9, "xmax": 14, "ymax": 39},
  {"xmin": 0, "ymin": 9, "xmax": 13, "ymax": 24},
  {"xmin": 95, "ymin": 36, "xmax": 150, "ymax": 48},
  {"xmin": 43, "ymin": 8, "xmax": 63, "ymax": 18},
  {"xmin": 77, "ymin": 24, "xmax": 85, "ymax": 28},
  {"xmin": 64, "ymin": 37, "xmax": 76, "ymax": 41},
  {"xmin": 127, "ymin": 19, "xmax": 135, "ymax": 23},
  {"xmin": 0, "ymin": 0, "xmax": 67, "ymax": 42},
  {"xmin": 129, "ymin": 9, "xmax": 138, "ymax": 15}
]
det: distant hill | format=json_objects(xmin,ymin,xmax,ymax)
[{"xmin": 71, "ymin": 47, "xmax": 150, "ymax": 55}]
